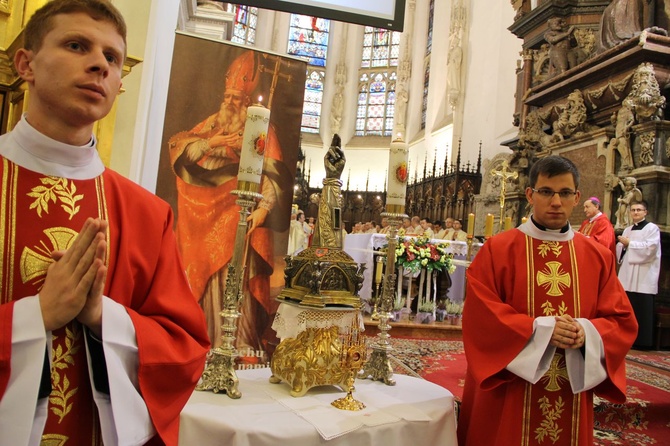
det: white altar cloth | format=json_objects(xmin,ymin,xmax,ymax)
[{"xmin": 179, "ymin": 368, "xmax": 457, "ymax": 446}]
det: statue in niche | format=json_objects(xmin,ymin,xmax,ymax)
[
  {"xmin": 447, "ymin": 30, "xmax": 463, "ymax": 105},
  {"xmin": 615, "ymin": 176, "xmax": 643, "ymax": 229},
  {"xmin": 395, "ymin": 86, "xmax": 409, "ymax": 132},
  {"xmin": 624, "ymin": 62, "xmax": 666, "ymax": 123},
  {"xmin": 330, "ymin": 90, "xmax": 343, "ymax": 133},
  {"xmin": 552, "ymin": 90, "xmax": 593, "ymax": 141},
  {"xmin": 544, "ymin": 17, "xmax": 577, "ymax": 77},
  {"xmin": 610, "ymin": 104, "xmax": 635, "ymax": 173},
  {"xmin": 598, "ymin": 0, "xmax": 666, "ymax": 50}
]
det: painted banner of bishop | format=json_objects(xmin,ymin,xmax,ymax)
[{"xmin": 156, "ymin": 33, "xmax": 307, "ymax": 364}]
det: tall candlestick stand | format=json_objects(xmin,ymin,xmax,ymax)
[
  {"xmin": 466, "ymin": 235, "xmax": 474, "ymax": 261},
  {"xmin": 359, "ymin": 211, "xmax": 407, "ymax": 386},
  {"xmin": 197, "ymin": 188, "xmax": 263, "ymax": 398},
  {"xmin": 370, "ymin": 254, "xmax": 384, "ymax": 321}
]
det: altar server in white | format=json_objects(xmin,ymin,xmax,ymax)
[{"xmin": 616, "ymin": 200, "xmax": 661, "ymax": 349}]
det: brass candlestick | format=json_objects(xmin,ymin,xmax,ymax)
[
  {"xmin": 359, "ymin": 211, "xmax": 406, "ymax": 386},
  {"xmin": 466, "ymin": 235, "xmax": 474, "ymax": 261},
  {"xmin": 196, "ymin": 188, "xmax": 263, "ymax": 399},
  {"xmin": 370, "ymin": 254, "xmax": 384, "ymax": 321}
]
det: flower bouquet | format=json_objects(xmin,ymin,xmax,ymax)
[{"xmin": 395, "ymin": 236, "xmax": 456, "ymax": 275}]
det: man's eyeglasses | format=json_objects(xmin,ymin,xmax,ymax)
[{"xmin": 532, "ymin": 188, "xmax": 577, "ymax": 200}]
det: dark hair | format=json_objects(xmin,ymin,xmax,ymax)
[
  {"xmin": 630, "ymin": 200, "xmax": 648, "ymax": 210},
  {"xmin": 24, "ymin": 0, "xmax": 127, "ymax": 56},
  {"xmin": 529, "ymin": 155, "xmax": 580, "ymax": 189}
]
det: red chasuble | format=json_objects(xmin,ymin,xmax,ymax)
[
  {"xmin": 457, "ymin": 227, "xmax": 637, "ymax": 446},
  {"xmin": 0, "ymin": 159, "xmax": 210, "ymax": 445},
  {"xmin": 577, "ymin": 213, "xmax": 616, "ymax": 255}
]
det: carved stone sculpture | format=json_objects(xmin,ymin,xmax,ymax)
[
  {"xmin": 623, "ymin": 62, "xmax": 666, "ymax": 123},
  {"xmin": 598, "ymin": 0, "xmax": 659, "ymax": 50},
  {"xmin": 544, "ymin": 17, "xmax": 577, "ymax": 77},
  {"xmin": 610, "ymin": 104, "xmax": 635, "ymax": 173},
  {"xmin": 518, "ymin": 110, "xmax": 552, "ymax": 150},
  {"xmin": 552, "ymin": 90, "xmax": 593, "ymax": 141},
  {"xmin": 615, "ymin": 176, "xmax": 643, "ymax": 229},
  {"xmin": 447, "ymin": 30, "xmax": 463, "ymax": 105}
]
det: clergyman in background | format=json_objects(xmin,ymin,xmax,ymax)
[
  {"xmin": 616, "ymin": 200, "xmax": 662, "ymax": 349},
  {"xmin": 578, "ymin": 196, "xmax": 616, "ymax": 255}
]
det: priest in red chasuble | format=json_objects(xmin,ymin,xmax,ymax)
[
  {"xmin": 458, "ymin": 156, "xmax": 637, "ymax": 446},
  {"xmin": 578, "ymin": 196, "xmax": 616, "ymax": 255},
  {"xmin": 0, "ymin": 1, "xmax": 210, "ymax": 445}
]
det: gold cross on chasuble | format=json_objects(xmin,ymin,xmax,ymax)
[{"xmin": 536, "ymin": 261, "xmax": 571, "ymax": 296}]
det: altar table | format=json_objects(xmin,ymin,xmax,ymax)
[
  {"xmin": 343, "ymin": 233, "xmax": 480, "ymax": 303},
  {"xmin": 179, "ymin": 368, "xmax": 458, "ymax": 446}
]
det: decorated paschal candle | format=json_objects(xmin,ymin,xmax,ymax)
[
  {"xmin": 238, "ymin": 99, "xmax": 270, "ymax": 192},
  {"xmin": 386, "ymin": 136, "xmax": 409, "ymax": 212}
]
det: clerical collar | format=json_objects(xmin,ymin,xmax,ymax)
[
  {"xmin": 590, "ymin": 211, "xmax": 602, "ymax": 222},
  {"xmin": 632, "ymin": 219, "xmax": 649, "ymax": 230},
  {"xmin": 531, "ymin": 216, "xmax": 570, "ymax": 233},
  {"xmin": 0, "ymin": 115, "xmax": 104, "ymax": 180}
]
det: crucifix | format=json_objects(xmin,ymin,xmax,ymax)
[
  {"xmin": 490, "ymin": 159, "xmax": 518, "ymax": 234},
  {"xmin": 260, "ymin": 54, "xmax": 294, "ymax": 109}
]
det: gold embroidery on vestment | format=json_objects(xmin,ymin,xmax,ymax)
[
  {"xmin": 541, "ymin": 300, "xmax": 569, "ymax": 316},
  {"xmin": 28, "ymin": 177, "xmax": 83, "ymax": 220},
  {"xmin": 537, "ymin": 261, "xmax": 571, "ymax": 296},
  {"xmin": 537, "ymin": 241, "xmax": 562, "ymax": 258},
  {"xmin": 535, "ymin": 395, "xmax": 565, "ymax": 443},
  {"xmin": 541, "ymin": 353, "xmax": 569, "ymax": 392},
  {"xmin": 20, "ymin": 227, "xmax": 78, "ymax": 286},
  {"xmin": 49, "ymin": 325, "xmax": 82, "ymax": 423},
  {"xmin": 40, "ymin": 433, "xmax": 69, "ymax": 446}
]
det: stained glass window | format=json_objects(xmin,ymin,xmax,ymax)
[
  {"xmin": 355, "ymin": 71, "xmax": 396, "ymax": 137},
  {"xmin": 301, "ymin": 68, "xmax": 325, "ymax": 133},
  {"xmin": 287, "ymin": 14, "xmax": 330, "ymax": 67},
  {"xmin": 361, "ymin": 27, "xmax": 401, "ymax": 69},
  {"xmin": 357, "ymin": 25, "xmax": 399, "ymax": 136},
  {"xmin": 230, "ymin": 5, "xmax": 257, "ymax": 45}
]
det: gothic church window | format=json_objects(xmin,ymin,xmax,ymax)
[
  {"xmin": 288, "ymin": 15, "xmax": 330, "ymax": 133},
  {"xmin": 356, "ymin": 27, "xmax": 400, "ymax": 137},
  {"xmin": 230, "ymin": 5, "xmax": 258, "ymax": 45}
]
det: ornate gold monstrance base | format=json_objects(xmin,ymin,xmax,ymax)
[{"xmin": 269, "ymin": 324, "xmax": 358, "ymax": 397}]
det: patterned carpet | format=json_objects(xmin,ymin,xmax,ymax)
[{"xmin": 379, "ymin": 337, "xmax": 670, "ymax": 446}]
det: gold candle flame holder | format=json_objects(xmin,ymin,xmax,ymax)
[{"xmin": 196, "ymin": 189, "xmax": 262, "ymax": 399}]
